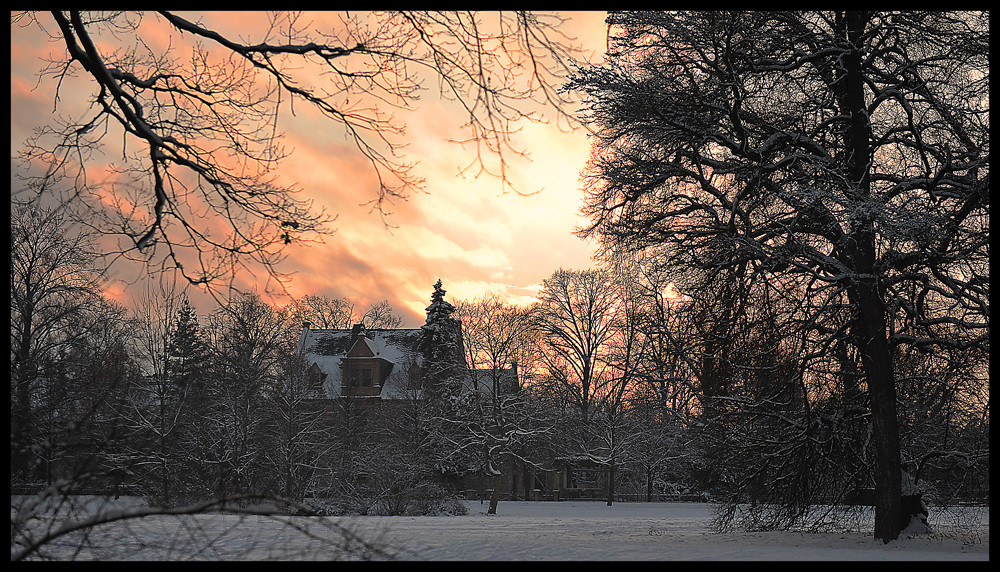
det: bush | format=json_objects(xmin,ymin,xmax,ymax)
[
  {"xmin": 404, "ymin": 494, "xmax": 468, "ymax": 516},
  {"xmin": 399, "ymin": 483, "xmax": 467, "ymax": 516}
]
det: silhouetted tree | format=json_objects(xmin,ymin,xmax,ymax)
[
  {"xmin": 535, "ymin": 268, "xmax": 618, "ymax": 425},
  {"xmin": 454, "ymin": 293, "xmax": 543, "ymax": 513},
  {"xmin": 569, "ymin": 10, "xmax": 988, "ymax": 541},
  {"xmin": 10, "ymin": 201, "xmax": 104, "ymax": 485}
]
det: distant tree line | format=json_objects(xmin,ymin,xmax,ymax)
[{"xmin": 12, "ymin": 201, "xmax": 988, "ymax": 528}]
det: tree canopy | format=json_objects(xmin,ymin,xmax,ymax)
[{"xmin": 567, "ymin": 10, "xmax": 988, "ymax": 542}]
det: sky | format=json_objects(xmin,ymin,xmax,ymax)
[{"xmin": 10, "ymin": 11, "xmax": 611, "ymax": 327}]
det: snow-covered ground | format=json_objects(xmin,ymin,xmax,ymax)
[
  {"xmin": 13, "ymin": 497, "xmax": 988, "ymax": 560},
  {"xmin": 362, "ymin": 500, "xmax": 988, "ymax": 561}
]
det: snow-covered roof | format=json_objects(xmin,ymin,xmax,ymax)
[
  {"xmin": 297, "ymin": 322, "xmax": 516, "ymax": 401},
  {"xmin": 298, "ymin": 326, "xmax": 424, "ymax": 400},
  {"xmin": 463, "ymin": 367, "xmax": 519, "ymax": 397}
]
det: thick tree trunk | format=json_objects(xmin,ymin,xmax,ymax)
[
  {"xmin": 842, "ymin": 10, "xmax": 903, "ymax": 543},
  {"xmin": 851, "ymin": 281, "xmax": 903, "ymax": 542},
  {"xmin": 487, "ymin": 472, "xmax": 502, "ymax": 515}
]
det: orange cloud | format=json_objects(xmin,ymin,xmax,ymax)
[{"xmin": 11, "ymin": 11, "xmax": 608, "ymax": 326}]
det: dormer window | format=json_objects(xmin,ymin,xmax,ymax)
[
  {"xmin": 345, "ymin": 366, "xmax": 375, "ymax": 388},
  {"xmin": 307, "ymin": 363, "xmax": 328, "ymax": 391}
]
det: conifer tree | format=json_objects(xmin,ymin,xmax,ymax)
[
  {"xmin": 147, "ymin": 297, "xmax": 211, "ymax": 504},
  {"xmin": 417, "ymin": 280, "xmax": 467, "ymax": 482},
  {"xmin": 419, "ymin": 280, "xmax": 465, "ymax": 405},
  {"xmin": 168, "ymin": 298, "xmax": 209, "ymax": 391}
]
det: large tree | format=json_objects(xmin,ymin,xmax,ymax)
[
  {"xmin": 454, "ymin": 292, "xmax": 542, "ymax": 514},
  {"xmin": 202, "ymin": 290, "xmax": 295, "ymax": 498},
  {"xmin": 420, "ymin": 279, "xmax": 466, "ymax": 404},
  {"xmin": 123, "ymin": 285, "xmax": 188, "ymax": 505},
  {"xmin": 12, "ymin": 11, "xmax": 583, "ymax": 290},
  {"xmin": 535, "ymin": 268, "xmax": 620, "ymax": 425},
  {"xmin": 568, "ymin": 11, "xmax": 988, "ymax": 542},
  {"xmin": 10, "ymin": 202, "xmax": 105, "ymax": 482}
]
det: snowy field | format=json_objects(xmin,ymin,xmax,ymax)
[
  {"xmin": 13, "ymin": 497, "xmax": 988, "ymax": 561},
  {"xmin": 359, "ymin": 500, "xmax": 989, "ymax": 561}
]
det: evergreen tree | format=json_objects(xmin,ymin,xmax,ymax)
[
  {"xmin": 419, "ymin": 280, "xmax": 465, "ymax": 405},
  {"xmin": 417, "ymin": 280, "xmax": 467, "ymax": 482},
  {"xmin": 168, "ymin": 298, "xmax": 209, "ymax": 390},
  {"xmin": 162, "ymin": 297, "xmax": 212, "ymax": 503}
]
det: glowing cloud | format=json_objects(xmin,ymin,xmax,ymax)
[{"xmin": 10, "ymin": 11, "xmax": 609, "ymax": 325}]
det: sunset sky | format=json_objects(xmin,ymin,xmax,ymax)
[{"xmin": 10, "ymin": 11, "xmax": 609, "ymax": 327}]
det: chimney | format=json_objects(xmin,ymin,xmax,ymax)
[
  {"xmin": 296, "ymin": 321, "xmax": 312, "ymax": 355},
  {"xmin": 350, "ymin": 322, "xmax": 366, "ymax": 344}
]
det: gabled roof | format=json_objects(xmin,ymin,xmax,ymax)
[
  {"xmin": 296, "ymin": 322, "xmax": 517, "ymax": 401},
  {"xmin": 298, "ymin": 325, "xmax": 424, "ymax": 399}
]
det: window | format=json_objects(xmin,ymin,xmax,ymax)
[
  {"xmin": 345, "ymin": 366, "xmax": 374, "ymax": 388},
  {"xmin": 346, "ymin": 367, "xmax": 360, "ymax": 388},
  {"xmin": 407, "ymin": 362, "xmax": 422, "ymax": 390},
  {"xmin": 307, "ymin": 363, "xmax": 327, "ymax": 390}
]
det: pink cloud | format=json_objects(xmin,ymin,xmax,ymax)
[{"xmin": 11, "ymin": 11, "xmax": 608, "ymax": 325}]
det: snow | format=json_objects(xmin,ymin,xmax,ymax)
[
  {"xmin": 299, "ymin": 327, "xmax": 426, "ymax": 399},
  {"xmin": 14, "ymin": 498, "xmax": 988, "ymax": 561},
  {"xmin": 365, "ymin": 501, "xmax": 988, "ymax": 561}
]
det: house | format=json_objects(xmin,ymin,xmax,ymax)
[
  {"xmin": 295, "ymin": 280, "xmax": 516, "ymax": 403},
  {"xmin": 296, "ymin": 321, "xmax": 520, "ymax": 401},
  {"xmin": 294, "ymin": 280, "xmax": 588, "ymax": 503},
  {"xmin": 296, "ymin": 322, "xmax": 427, "ymax": 400}
]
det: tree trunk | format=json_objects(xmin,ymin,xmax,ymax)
[
  {"xmin": 851, "ymin": 281, "xmax": 903, "ymax": 542},
  {"xmin": 479, "ymin": 471, "xmax": 486, "ymax": 504},
  {"xmin": 606, "ymin": 458, "xmax": 615, "ymax": 507},
  {"xmin": 842, "ymin": 10, "xmax": 903, "ymax": 543},
  {"xmin": 159, "ymin": 389, "xmax": 172, "ymax": 506},
  {"xmin": 487, "ymin": 472, "xmax": 502, "ymax": 515}
]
